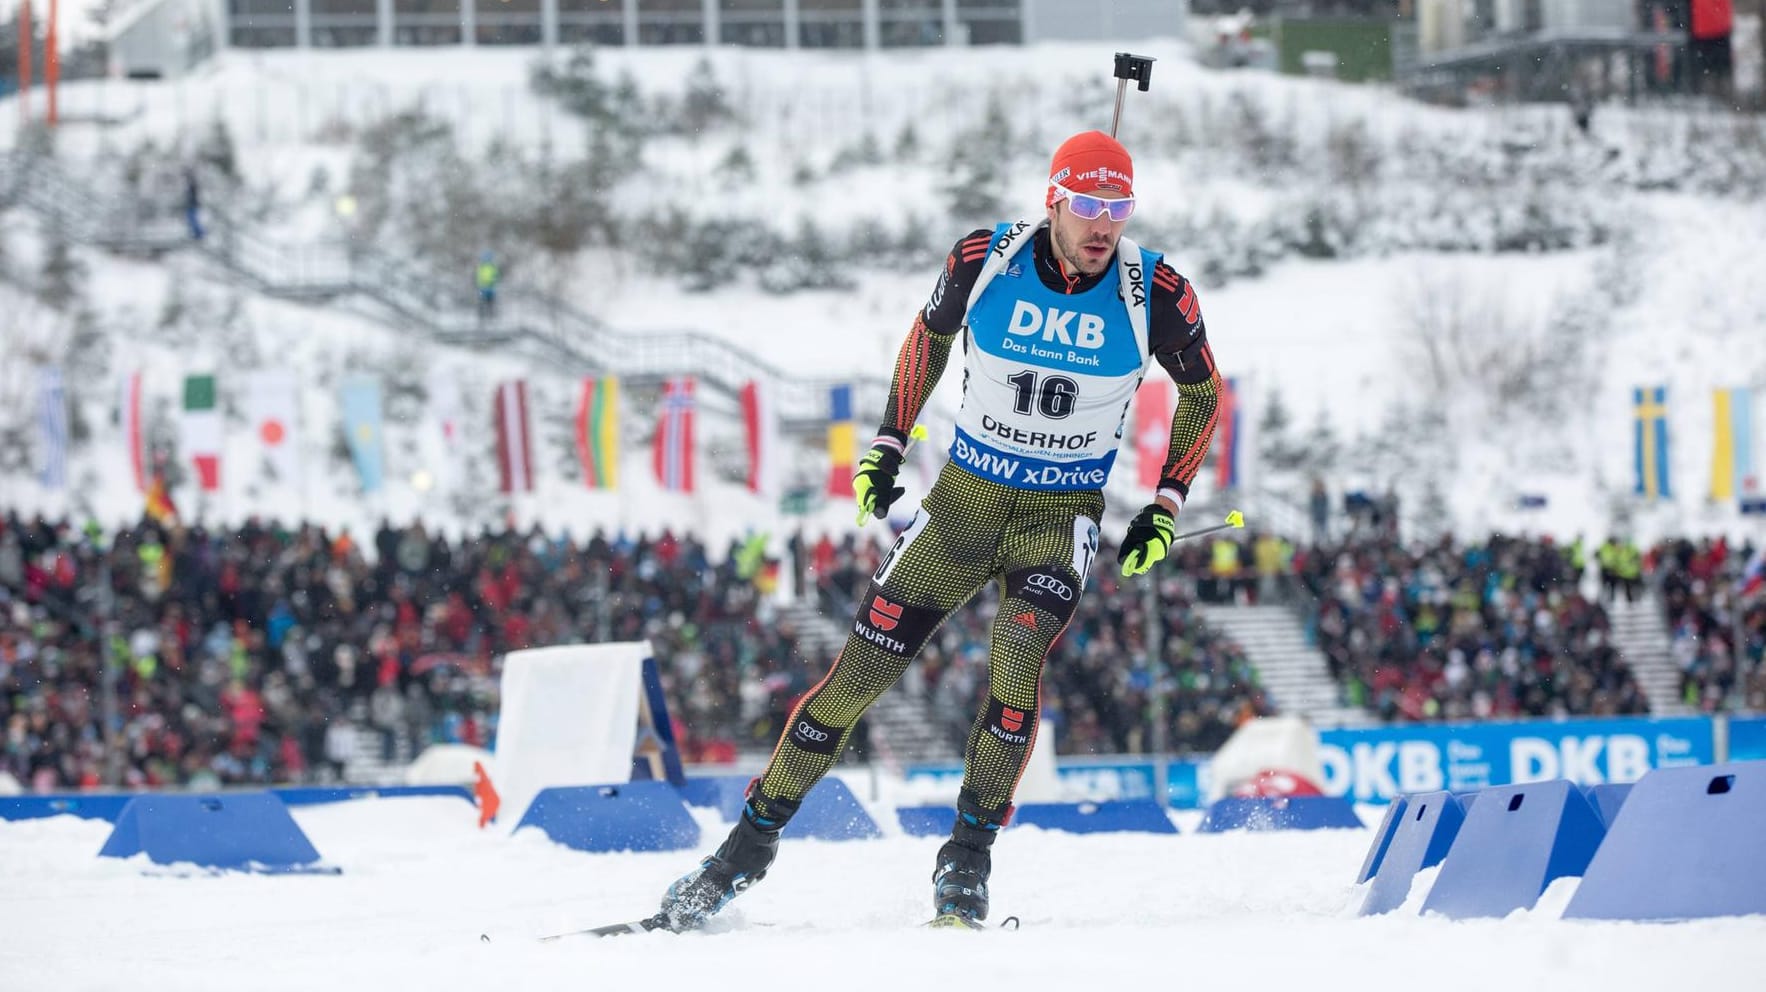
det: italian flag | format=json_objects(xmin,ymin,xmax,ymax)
[{"xmin": 182, "ymin": 373, "xmax": 222, "ymax": 492}]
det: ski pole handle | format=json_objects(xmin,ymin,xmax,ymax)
[{"xmin": 1109, "ymin": 53, "xmax": 1156, "ymax": 138}]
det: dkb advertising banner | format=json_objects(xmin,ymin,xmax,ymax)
[
  {"xmin": 1729, "ymin": 716, "xmax": 1766, "ymax": 762},
  {"xmin": 1317, "ymin": 717, "xmax": 1714, "ymax": 803},
  {"xmin": 903, "ymin": 758, "xmax": 1163, "ymax": 803}
]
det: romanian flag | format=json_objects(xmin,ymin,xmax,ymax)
[
  {"xmin": 576, "ymin": 377, "xmax": 618, "ymax": 489},
  {"xmin": 1633, "ymin": 386, "xmax": 1671, "ymax": 501},
  {"xmin": 826, "ymin": 384, "xmax": 856, "ymax": 498},
  {"xmin": 1215, "ymin": 376, "xmax": 1241, "ymax": 491},
  {"xmin": 1711, "ymin": 387, "xmax": 1756, "ymax": 501}
]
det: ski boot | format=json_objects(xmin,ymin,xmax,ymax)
[
  {"xmin": 659, "ymin": 792, "xmax": 798, "ymax": 932},
  {"xmin": 929, "ymin": 796, "xmax": 1006, "ymax": 929}
]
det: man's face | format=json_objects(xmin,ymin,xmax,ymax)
[{"xmin": 1046, "ymin": 194, "xmax": 1129, "ymax": 277}]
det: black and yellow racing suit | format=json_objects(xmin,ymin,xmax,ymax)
[{"xmin": 750, "ymin": 225, "xmax": 1223, "ymax": 824}]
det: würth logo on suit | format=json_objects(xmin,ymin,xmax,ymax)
[{"xmin": 868, "ymin": 596, "xmax": 904, "ymax": 631}]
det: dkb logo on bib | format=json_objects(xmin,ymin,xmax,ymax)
[{"xmin": 1008, "ymin": 301, "xmax": 1106, "ymax": 349}]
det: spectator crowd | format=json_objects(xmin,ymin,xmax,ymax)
[
  {"xmin": 1290, "ymin": 533, "xmax": 1650, "ymax": 722},
  {"xmin": 1652, "ymin": 537, "xmax": 1766, "ymax": 712},
  {"xmin": 0, "ymin": 513, "xmax": 815, "ymax": 791},
  {"xmin": 5, "ymin": 507, "xmax": 1759, "ymax": 795}
]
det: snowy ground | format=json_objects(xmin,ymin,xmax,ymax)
[{"xmin": 3, "ymin": 787, "xmax": 1764, "ymax": 992}]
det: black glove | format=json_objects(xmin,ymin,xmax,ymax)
[
  {"xmin": 852, "ymin": 440, "xmax": 906, "ymax": 525},
  {"xmin": 1117, "ymin": 504, "xmax": 1176, "ymax": 577}
]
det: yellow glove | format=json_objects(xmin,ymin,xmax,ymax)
[
  {"xmin": 853, "ymin": 444, "xmax": 905, "ymax": 526},
  {"xmin": 1118, "ymin": 504, "xmax": 1176, "ymax": 577}
]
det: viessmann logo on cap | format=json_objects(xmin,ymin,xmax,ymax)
[{"xmin": 1076, "ymin": 167, "xmax": 1132, "ymax": 184}]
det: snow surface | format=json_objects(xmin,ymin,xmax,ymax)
[{"xmin": 3, "ymin": 786, "xmax": 1765, "ymax": 991}]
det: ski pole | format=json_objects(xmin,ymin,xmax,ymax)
[
  {"xmin": 1110, "ymin": 53, "xmax": 1157, "ymax": 138},
  {"xmin": 1173, "ymin": 510, "xmax": 1245, "ymax": 544}
]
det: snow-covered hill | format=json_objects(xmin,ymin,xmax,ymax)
[{"xmin": 3, "ymin": 42, "xmax": 1763, "ymax": 546}]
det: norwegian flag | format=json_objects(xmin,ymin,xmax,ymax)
[{"xmin": 652, "ymin": 377, "xmax": 696, "ymax": 493}]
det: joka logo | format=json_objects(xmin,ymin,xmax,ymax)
[
  {"xmin": 992, "ymin": 220, "xmax": 1030, "ymax": 258},
  {"xmin": 1001, "ymin": 707, "xmax": 1025, "ymax": 733},
  {"xmin": 869, "ymin": 596, "xmax": 904, "ymax": 631},
  {"xmin": 1008, "ymin": 301, "xmax": 1106, "ymax": 349},
  {"xmin": 1124, "ymin": 260, "xmax": 1146, "ymax": 308}
]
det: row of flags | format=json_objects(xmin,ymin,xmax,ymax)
[
  {"xmin": 30, "ymin": 368, "xmax": 894, "ymax": 507},
  {"xmin": 1632, "ymin": 386, "xmax": 1760, "ymax": 503},
  {"xmin": 39, "ymin": 371, "xmax": 1757, "ymax": 512},
  {"xmin": 32, "ymin": 366, "xmax": 1235, "ymax": 509}
]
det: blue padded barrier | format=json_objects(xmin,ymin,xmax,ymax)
[
  {"xmin": 515, "ymin": 781, "xmax": 700, "ymax": 853},
  {"xmin": 1198, "ymin": 795, "xmax": 1363, "ymax": 833},
  {"xmin": 675, "ymin": 776, "xmax": 880, "ymax": 839},
  {"xmin": 1012, "ymin": 800, "xmax": 1177, "ymax": 835},
  {"xmin": 1359, "ymin": 790, "xmax": 1466, "ymax": 916},
  {"xmin": 1420, "ymin": 779, "xmax": 1605, "ymax": 919},
  {"xmin": 898, "ymin": 800, "xmax": 1175, "ymax": 836},
  {"xmin": 270, "ymin": 785, "xmax": 473, "ymax": 807},
  {"xmin": 1565, "ymin": 761, "xmax": 1766, "ymax": 921},
  {"xmin": 675, "ymin": 775, "xmax": 752, "ymax": 822},
  {"xmin": 785, "ymin": 778, "xmax": 881, "ymax": 841},
  {"xmin": 98, "ymin": 793, "xmax": 334, "ymax": 874},
  {"xmin": 1582, "ymin": 783, "xmax": 1632, "ymax": 829},
  {"xmin": 0, "ymin": 793, "xmax": 137, "ymax": 823},
  {"xmin": 1356, "ymin": 797, "xmax": 1408, "ymax": 884},
  {"xmin": 896, "ymin": 805, "xmax": 957, "ymax": 837}
]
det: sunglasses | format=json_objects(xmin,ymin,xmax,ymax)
[{"xmin": 1054, "ymin": 184, "xmax": 1136, "ymax": 222}]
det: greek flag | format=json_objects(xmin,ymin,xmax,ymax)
[{"xmin": 38, "ymin": 366, "xmax": 68, "ymax": 489}]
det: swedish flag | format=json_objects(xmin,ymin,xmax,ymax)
[{"xmin": 1633, "ymin": 386, "xmax": 1670, "ymax": 500}]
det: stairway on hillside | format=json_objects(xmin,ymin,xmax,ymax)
[
  {"xmin": 1606, "ymin": 594, "xmax": 1693, "ymax": 716},
  {"xmin": 1198, "ymin": 604, "xmax": 1376, "ymax": 729},
  {"xmin": 775, "ymin": 599, "xmax": 958, "ymax": 765}
]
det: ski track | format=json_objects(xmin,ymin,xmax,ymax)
[{"xmin": 3, "ymin": 795, "xmax": 1763, "ymax": 992}]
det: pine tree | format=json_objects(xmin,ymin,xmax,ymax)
[
  {"xmin": 1257, "ymin": 385, "xmax": 1302, "ymax": 472},
  {"xmin": 943, "ymin": 93, "xmax": 1012, "ymax": 221},
  {"xmin": 894, "ymin": 121, "xmax": 921, "ymax": 162},
  {"xmin": 680, "ymin": 56, "xmax": 732, "ymax": 136},
  {"xmin": 1301, "ymin": 405, "xmax": 1341, "ymax": 477},
  {"xmin": 38, "ymin": 226, "xmax": 84, "ymax": 309},
  {"xmin": 197, "ymin": 116, "xmax": 239, "ymax": 180}
]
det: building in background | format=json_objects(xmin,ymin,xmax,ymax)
[
  {"xmin": 1403, "ymin": 0, "xmax": 1719, "ymax": 104},
  {"xmin": 108, "ymin": 0, "xmax": 221, "ymax": 79},
  {"xmin": 105, "ymin": 0, "xmax": 1190, "ymax": 78}
]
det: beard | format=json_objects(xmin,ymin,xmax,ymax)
[{"xmin": 1053, "ymin": 220, "xmax": 1115, "ymax": 276}]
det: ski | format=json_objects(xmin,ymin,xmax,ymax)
[
  {"xmin": 539, "ymin": 913, "xmax": 675, "ymax": 941},
  {"xmin": 923, "ymin": 914, "xmax": 1021, "ymax": 931}
]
